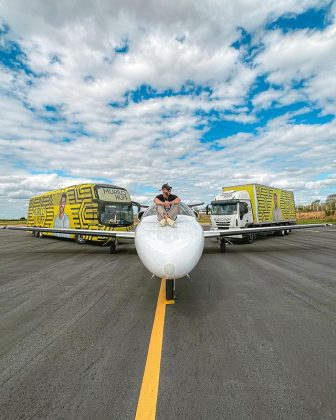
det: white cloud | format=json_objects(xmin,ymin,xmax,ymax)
[
  {"xmin": 255, "ymin": 23, "xmax": 336, "ymax": 112},
  {"xmin": 0, "ymin": 172, "xmax": 92, "ymax": 218},
  {"xmin": 252, "ymin": 87, "xmax": 303, "ymax": 109},
  {"xmin": 0, "ymin": 0, "xmax": 335, "ymax": 216}
]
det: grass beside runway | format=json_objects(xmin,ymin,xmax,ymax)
[
  {"xmin": 297, "ymin": 218, "xmax": 336, "ymax": 224},
  {"xmin": 0, "ymin": 219, "xmax": 27, "ymax": 225}
]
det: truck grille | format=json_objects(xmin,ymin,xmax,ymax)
[{"xmin": 215, "ymin": 221, "xmax": 230, "ymax": 229}]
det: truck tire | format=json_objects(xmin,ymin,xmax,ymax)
[
  {"xmin": 109, "ymin": 241, "xmax": 117, "ymax": 254},
  {"xmin": 219, "ymin": 239, "xmax": 226, "ymax": 253},
  {"xmin": 75, "ymin": 234, "xmax": 86, "ymax": 244}
]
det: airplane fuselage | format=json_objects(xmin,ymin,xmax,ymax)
[{"xmin": 135, "ymin": 215, "xmax": 204, "ymax": 279}]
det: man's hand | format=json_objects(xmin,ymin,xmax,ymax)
[{"xmin": 169, "ymin": 197, "xmax": 181, "ymax": 207}]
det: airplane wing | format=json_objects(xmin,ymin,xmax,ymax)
[
  {"xmin": 133, "ymin": 201, "xmax": 150, "ymax": 209},
  {"xmin": 5, "ymin": 225, "xmax": 135, "ymax": 239},
  {"xmin": 204, "ymin": 223, "xmax": 332, "ymax": 238},
  {"xmin": 187, "ymin": 202, "xmax": 204, "ymax": 208}
]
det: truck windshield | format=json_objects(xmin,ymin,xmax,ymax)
[
  {"xmin": 100, "ymin": 203, "xmax": 133, "ymax": 226},
  {"xmin": 212, "ymin": 203, "xmax": 238, "ymax": 215}
]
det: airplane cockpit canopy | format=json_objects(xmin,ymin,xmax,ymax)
[{"xmin": 142, "ymin": 202, "xmax": 195, "ymax": 218}]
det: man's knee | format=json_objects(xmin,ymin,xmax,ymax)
[
  {"xmin": 156, "ymin": 205, "xmax": 165, "ymax": 220},
  {"xmin": 169, "ymin": 204, "xmax": 179, "ymax": 220}
]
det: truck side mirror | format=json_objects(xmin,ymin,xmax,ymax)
[
  {"xmin": 206, "ymin": 205, "xmax": 211, "ymax": 215},
  {"xmin": 137, "ymin": 210, "xmax": 144, "ymax": 221},
  {"xmin": 132, "ymin": 201, "xmax": 141, "ymax": 212}
]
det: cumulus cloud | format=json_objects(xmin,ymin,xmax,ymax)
[
  {"xmin": 0, "ymin": 0, "xmax": 335, "ymax": 217},
  {"xmin": 255, "ymin": 23, "xmax": 336, "ymax": 112}
]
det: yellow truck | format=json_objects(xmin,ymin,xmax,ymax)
[
  {"xmin": 27, "ymin": 183, "xmax": 137, "ymax": 244},
  {"xmin": 208, "ymin": 184, "xmax": 296, "ymax": 243}
]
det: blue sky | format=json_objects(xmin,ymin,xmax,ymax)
[{"xmin": 0, "ymin": 0, "xmax": 335, "ymax": 217}]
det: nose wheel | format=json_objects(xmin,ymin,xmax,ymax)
[{"xmin": 166, "ymin": 279, "xmax": 175, "ymax": 301}]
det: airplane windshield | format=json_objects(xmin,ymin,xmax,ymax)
[
  {"xmin": 100, "ymin": 203, "xmax": 133, "ymax": 226},
  {"xmin": 142, "ymin": 203, "xmax": 195, "ymax": 218},
  {"xmin": 211, "ymin": 203, "xmax": 238, "ymax": 215}
]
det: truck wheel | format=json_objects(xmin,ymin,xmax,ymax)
[
  {"xmin": 219, "ymin": 239, "xmax": 226, "ymax": 253},
  {"xmin": 285, "ymin": 229, "xmax": 291, "ymax": 235},
  {"xmin": 109, "ymin": 242, "xmax": 117, "ymax": 254},
  {"xmin": 277, "ymin": 230, "xmax": 285, "ymax": 236},
  {"xmin": 166, "ymin": 279, "xmax": 175, "ymax": 300},
  {"xmin": 243, "ymin": 233, "xmax": 254, "ymax": 244},
  {"xmin": 75, "ymin": 234, "xmax": 86, "ymax": 244}
]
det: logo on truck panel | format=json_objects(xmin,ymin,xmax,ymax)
[
  {"xmin": 256, "ymin": 185, "xmax": 295, "ymax": 222},
  {"xmin": 96, "ymin": 187, "xmax": 131, "ymax": 203}
]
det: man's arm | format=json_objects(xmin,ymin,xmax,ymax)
[
  {"xmin": 169, "ymin": 196, "xmax": 181, "ymax": 205},
  {"xmin": 154, "ymin": 197, "xmax": 166, "ymax": 206}
]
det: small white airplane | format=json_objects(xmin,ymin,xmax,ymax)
[{"xmin": 5, "ymin": 202, "xmax": 332, "ymax": 300}]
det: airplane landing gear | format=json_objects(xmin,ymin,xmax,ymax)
[
  {"xmin": 166, "ymin": 278, "xmax": 175, "ymax": 301},
  {"xmin": 243, "ymin": 233, "xmax": 255, "ymax": 244}
]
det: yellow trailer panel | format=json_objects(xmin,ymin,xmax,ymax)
[
  {"xmin": 27, "ymin": 183, "xmax": 134, "ymax": 241},
  {"xmin": 223, "ymin": 184, "xmax": 296, "ymax": 224}
]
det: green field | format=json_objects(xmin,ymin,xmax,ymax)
[
  {"xmin": 0, "ymin": 220, "xmax": 27, "ymax": 226},
  {"xmin": 297, "ymin": 218, "xmax": 336, "ymax": 225}
]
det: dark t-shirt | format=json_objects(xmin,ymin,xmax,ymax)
[
  {"xmin": 156, "ymin": 194, "xmax": 177, "ymax": 202},
  {"xmin": 156, "ymin": 194, "xmax": 178, "ymax": 212}
]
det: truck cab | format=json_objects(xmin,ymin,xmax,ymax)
[{"xmin": 208, "ymin": 190, "xmax": 254, "ymax": 241}]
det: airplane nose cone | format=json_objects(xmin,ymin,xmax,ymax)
[
  {"xmin": 164, "ymin": 263, "xmax": 176, "ymax": 277},
  {"xmin": 135, "ymin": 216, "xmax": 204, "ymax": 279}
]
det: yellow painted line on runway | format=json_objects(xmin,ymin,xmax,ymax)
[{"xmin": 135, "ymin": 278, "xmax": 173, "ymax": 420}]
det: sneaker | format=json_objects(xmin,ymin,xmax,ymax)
[
  {"xmin": 159, "ymin": 219, "xmax": 166, "ymax": 227},
  {"xmin": 166, "ymin": 218, "xmax": 176, "ymax": 227}
]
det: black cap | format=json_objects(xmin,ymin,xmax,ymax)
[{"xmin": 161, "ymin": 183, "xmax": 172, "ymax": 190}]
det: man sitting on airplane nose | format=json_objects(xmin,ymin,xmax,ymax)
[{"xmin": 154, "ymin": 184, "xmax": 181, "ymax": 227}]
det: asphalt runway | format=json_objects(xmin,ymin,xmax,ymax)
[{"xmin": 0, "ymin": 227, "xmax": 335, "ymax": 419}]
